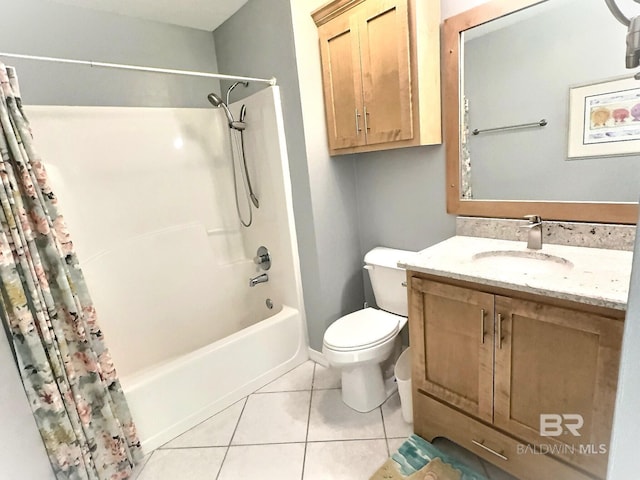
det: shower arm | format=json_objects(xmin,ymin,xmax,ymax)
[{"xmin": 226, "ymin": 81, "xmax": 249, "ymax": 106}]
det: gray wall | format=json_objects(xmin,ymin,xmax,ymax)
[
  {"xmin": 465, "ymin": 0, "xmax": 640, "ymax": 202},
  {"xmin": 0, "ymin": 0, "xmax": 221, "ymax": 476},
  {"xmin": 1, "ymin": 0, "xmax": 219, "ymax": 107},
  {"xmin": 214, "ymin": 0, "xmax": 364, "ymax": 351},
  {"xmin": 355, "ymin": 146, "xmax": 456, "ymax": 307},
  {"xmin": 214, "ymin": 0, "xmax": 457, "ymax": 350}
]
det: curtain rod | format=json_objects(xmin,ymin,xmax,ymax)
[{"xmin": 0, "ymin": 52, "xmax": 277, "ymax": 86}]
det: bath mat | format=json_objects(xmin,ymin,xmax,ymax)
[{"xmin": 370, "ymin": 434, "xmax": 488, "ymax": 480}]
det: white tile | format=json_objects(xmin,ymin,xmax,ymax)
[
  {"xmin": 136, "ymin": 448, "xmax": 226, "ymax": 480},
  {"xmin": 483, "ymin": 459, "xmax": 518, "ymax": 480},
  {"xmin": 162, "ymin": 398, "xmax": 246, "ymax": 448},
  {"xmin": 303, "ymin": 439, "xmax": 388, "ymax": 480},
  {"xmin": 231, "ymin": 391, "xmax": 311, "ymax": 445},
  {"xmin": 307, "ymin": 389, "xmax": 385, "ymax": 441},
  {"xmin": 432, "ymin": 437, "xmax": 485, "ymax": 474},
  {"xmin": 387, "ymin": 437, "xmax": 407, "ymax": 455},
  {"xmin": 257, "ymin": 360, "xmax": 315, "ymax": 393},
  {"xmin": 312, "ymin": 364, "xmax": 341, "ymax": 389},
  {"xmin": 381, "ymin": 392, "xmax": 414, "ymax": 439},
  {"xmin": 217, "ymin": 443, "xmax": 305, "ymax": 480}
]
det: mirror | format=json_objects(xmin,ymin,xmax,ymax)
[{"xmin": 444, "ymin": 0, "xmax": 639, "ymax": 223}]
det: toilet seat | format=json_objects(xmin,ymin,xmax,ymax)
[{"xmin": 323, "ymin": 308, "xmax": 401, "ymax": 352}]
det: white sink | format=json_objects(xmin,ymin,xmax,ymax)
[{"xmin": 471, "ymin": 250, "xmax": 574, "ymax": 275}]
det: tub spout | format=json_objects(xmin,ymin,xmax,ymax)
[{"xmin": 249, "ymin": 273, "xmax": 269, "ymax": 287}]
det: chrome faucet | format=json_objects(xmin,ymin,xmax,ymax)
[
  {"xmin": 520, "ymin": 215, "xmax": 543, "ymax": 250},
  {"xmin": 249, "ymin": 273, "xmax": 269, "ymax": 287}
]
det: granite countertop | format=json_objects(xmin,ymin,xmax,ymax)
[{"xmin": 398, "ymin": 236, "xmax": 633, "ymax": 311}]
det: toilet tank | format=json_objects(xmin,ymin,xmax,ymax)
[{"xmin": 364, "ymin": 247, "xmax": 416, "ymax": 317}]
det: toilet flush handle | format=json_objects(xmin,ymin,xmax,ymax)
[{"xmin": 363, "ymin": 265, "xmax": 373, "ymax": 270}]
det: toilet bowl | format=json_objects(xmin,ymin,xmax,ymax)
[{"xmin": 322, "ymin": 247, "xmax": 414, "ymax": 412}]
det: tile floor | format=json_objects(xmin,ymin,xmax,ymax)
[{"xmin": 132, "ymin": 360, "xmax": 517, "ymax": 480}]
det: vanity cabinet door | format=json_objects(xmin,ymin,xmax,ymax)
[
  {"xmin": 318, "ymin": 13, "xmax": 366, "ymax": 150},
  {"xmin": 409, "ymin": 278, "xmax": 494, "ymax": 423},
  {"xmin": 493, "ymin": 296, "xmax": 623, "ymax": 477}
]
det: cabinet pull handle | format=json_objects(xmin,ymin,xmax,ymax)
[
  {"xmin": 471, "ymin": 439, "xmax": 508, "ymax": 461},
  {"xmin": 480, "ymin": 308, "xmax": 486, "ymax": 344},
  {"xmin": 364, "ymin": 106, "xmax": 370, "ymax": 131},
  {"xmin": 355, "ymin": 108, "xmax": 362, "ymax": 134},
  {"xmin": 497, "ymin": 313, "xmax": 504, "ymax": 349}
]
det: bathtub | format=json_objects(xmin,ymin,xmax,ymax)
[
  {"xmin": 122, "ymin": 304, "xmax": 307, "ymax": 452},
  {"xmin": 27, "ymin": 87, "xmax": 309, "ymax": 453}
]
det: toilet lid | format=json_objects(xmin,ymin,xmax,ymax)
[{"xmin": 323, "ymin": 308, "xmax": 401, "ymax": 352}]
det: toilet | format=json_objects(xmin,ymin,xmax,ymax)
[{"xmin": 322, "ymin": 247, "xmax": 415, "ymax": 412}]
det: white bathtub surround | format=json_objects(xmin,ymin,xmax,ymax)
[
  {"xmin": 26, "ymin": 86, "xmax": 308, "ymax": 452},
  {"xmin": 456, "ymin": 216, "xmax": 636, "ymax": 251},
  {"xmin": 400, "ymin": 236, "xmax": 633, "ymax": 311}
]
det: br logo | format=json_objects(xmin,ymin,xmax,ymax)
[{"xmin": 540, "ymin": 414, "xmax": 584, "ymax": 437}]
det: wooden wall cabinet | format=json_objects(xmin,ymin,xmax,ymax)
[
  {"xmin": 409, "ymin": 274, "xmax": 624, "ymax": 480},
  {"xmin": 312, "ymin": 0, "xmax": 441, "ymax": 155}
]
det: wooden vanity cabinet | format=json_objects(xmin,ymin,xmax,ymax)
[
  {"xmin": 409, "ymin": 274, "xmax": 624, "ymax": 480},
  {"xmin": 312, "ymin": 0, "xmax": 441, "ymax": 155}
]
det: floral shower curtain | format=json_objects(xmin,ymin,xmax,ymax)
[{"xmin": 0, "ymin": 64, "xmax": 143, "ymax": 479}]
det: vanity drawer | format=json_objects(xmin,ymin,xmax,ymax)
[{"xmin": 414, "ymin": 391, "xmax": 595, "ymax": 480}]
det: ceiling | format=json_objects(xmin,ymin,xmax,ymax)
[{"xmin": 48, "ymin": 0, "xmax": 250, "ymax": 31}]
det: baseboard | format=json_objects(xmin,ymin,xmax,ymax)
[{"xmin": 308, "ymin": 348, "xmax": 329, "ymax": 367}]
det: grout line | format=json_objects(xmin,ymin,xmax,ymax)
[
  {"xmin": 158, "ymin": 445, "xmax": 238, "ymax": 450},
  {"xmin": 215, "ymin": 396, "xmax": 248, "ymax": 480},
  {"xmin": 179, "ymin": 437, "xmax": 387, "ymax": 448},
  {"xmin": 379, "ymin": 406, "xmax": 390, "ymax": 457},
  {"xmin": 310, "ymin": 360, "xmax": 317, "ymax": 390},
  {"xmin": 251, "ymin": 388, "xmax": 315, "ymax": 395},
  {"xmin": 208, "ymin": 438, "xmax": 390, "ymax": 449},
  {"xmin": 305, "ymin": 438, "xmax": 388, "ymax": 444},
  {"xmin": 132, "ymin": 449, "xmax": 154, "ymax": 480},
  {"xmin": 301, "ymin": 362, "xmax": 316, "ymax": 480},
  {"xmin": 158, "ymin": 397, "xmax": 247, "ymax": 449}
]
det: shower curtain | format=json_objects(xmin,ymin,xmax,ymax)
[{"xmin": 0, "ymin": 64, "xmax": 142, "ymax": 479}]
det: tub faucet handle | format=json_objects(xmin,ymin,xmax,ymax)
[{"xmin": 253, "ymin": 246, "xmax": 271, "ymax": 271}]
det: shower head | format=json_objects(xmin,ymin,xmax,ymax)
[
  {"xmin": 207, "ymin": 92, "xmax": 224, "ymax": 107},
  {"xmin": 208, "ymin": 92, "xmax": 233, "ymax": 123}
]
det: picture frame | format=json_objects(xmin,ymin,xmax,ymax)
[{"xmin": 568, "ymin": 75, "xmax": 640, "ymax": 158}]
